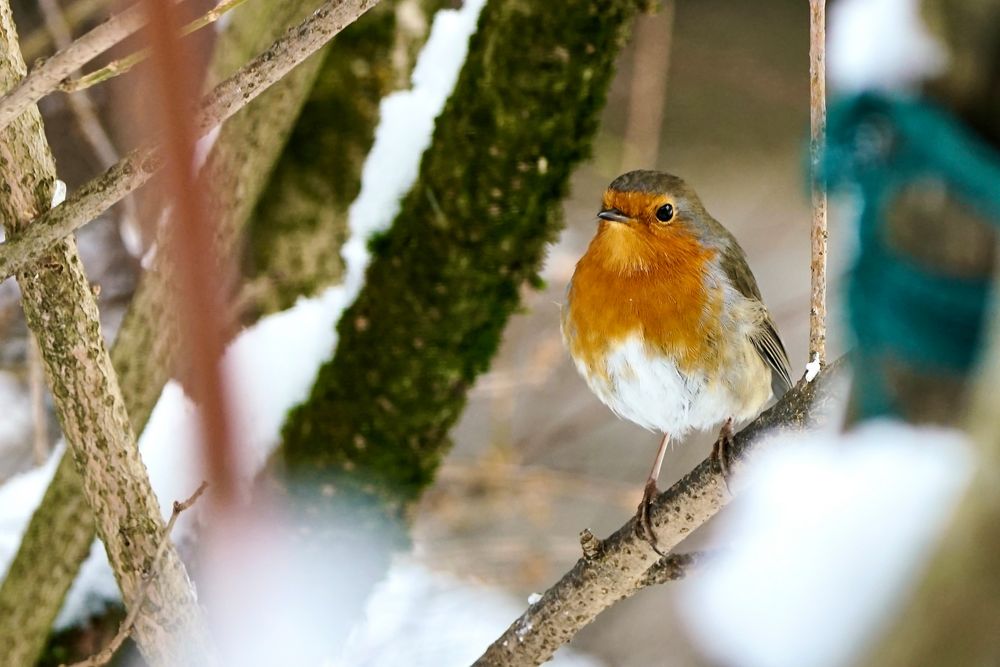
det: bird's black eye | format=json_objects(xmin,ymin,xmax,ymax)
[{"xmin": 655, "ymin": 204, "xmax": 674, "ymax": 222}]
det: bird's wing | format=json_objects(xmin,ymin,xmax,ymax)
[{"xmin": 718, "ymin": 237, "xmax": 793, "ymax": 398}]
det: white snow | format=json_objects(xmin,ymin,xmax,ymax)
[
  {"xmin": 51, "ymin": 179, "xmax": 67, "ymax": 208},
  {"xmin": 527, "ymin": 592, "xmax": 542, "ymax": 605},
  {"xmin": 0, "ymin": 372, "xmax": 32, "ymax": 463},
  {"xmin": 334, "ymin": 560, "xmax": 601, "ymax": 667},
  {"xmin": 0, "ymin": 442, "xmax": 59, "ymax": 578},
  {"xmin": 804, "ymin": 353, "xmax": 821, "ymax": 382},
  {"xmin": 828, "ymin": 0, "xmax": 948, "ymax": 93},
  {"xmin": 0, "ymin": 0, "xmax": 495, "ymax": 651},
  {"xmin": 679, "ymin": 420, "xmax": 973, "ymax": 667}
]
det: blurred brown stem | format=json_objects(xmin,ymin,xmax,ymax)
[
  {"xmin": 808, "ymin": 0, "xmax": 827, "ymax": 365},
  {"xmin": 141, "ymin": 0, "xmax": 238, "ymax": 503},
  {"xmin": 64, "ymin": 482, "xmax": 209, "ymax": 667}
]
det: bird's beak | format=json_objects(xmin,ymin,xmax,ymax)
[{"xmin": 597, "ymin": 208, "xmax": 630, "ymax": 223}]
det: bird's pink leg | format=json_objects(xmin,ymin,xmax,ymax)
[
  {"xmin": 712, "ymin": 417, "xmax": 735, "ymax": 489},
  {"xmin": 636, "ymin": 432, "xmax": 670, "ymax": 556}
]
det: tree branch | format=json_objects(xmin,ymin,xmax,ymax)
[
  {"xmin": 808, "ymin": 0, "xmax": 828, "ymax": 365},
  {"xmin": 0, "ymin": 2, "xmax": 213, "ymax": 665},
  {"xmin": 473, "ymin": 360, "xmax": 845, "ymax": 667},
  {"xmin": 0, "ymin": 0, "xmax": 381, "ymax": 282},
  {"xmin": 0, "ymin": 3, "xmax": 383, "ymax": 661},
  {"xmin": 59, "ymin": 0, "xmax": 251, "ymax": 93},
  {"xmin": 0, "ymin": 0, "xmax": 160, "ymax": 131},
  {"xmin": 64, "ymin": 482, "xmax": 208, "ymax": 667}
]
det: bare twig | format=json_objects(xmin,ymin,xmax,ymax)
[
  {"xmin": 620, "ymin": 1, "xmax": 673, "ymax": 170},
  {"xmin": 808, "ymin": 0, "xmax": 827, "ymax": 365},
  {"xmin": 473, "ymin": 360, "xmax": 845, "ymax": 667},
  {"xmin": 0, "ymin": 0, "xmax": 165, "ymax": 131},
  {"xmin": 20, "ymin": 0, "xmax": 109, "ymax": 62},
  {"xmin": 63, "ymin": 482, "xmax": 209, "ymax": 667},
  {"xmin": 60, "ymin": 0, "xmax": 251, "ymax": 93},
  {"xmin": 37, "ymin": 0, "xmax": 120, "ymax": 167},
  {"xmin": 0, "ymin": 0, "xmax": 381, "ymax": 281}
]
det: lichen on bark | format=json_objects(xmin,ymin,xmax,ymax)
[{"xmin": 0, "ymin": 1, "xmax": 211, "ymax": 664}]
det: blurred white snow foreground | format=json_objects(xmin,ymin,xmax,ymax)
[
  {"xmin": 679, "ymin": 421, "xmax": 973, "ymax": 667},
  {"xmin": 331, "ymin": 560, "xmax": 600, "ymax": 667}
]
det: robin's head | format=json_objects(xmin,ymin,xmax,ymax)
[{"xmin": 587, "ymin": 170, "xmax": 715, "ymax": 274}]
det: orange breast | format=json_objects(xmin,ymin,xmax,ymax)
[{"xmin": 562, "ymin": 224, "xmax": 722, "ymax": 379}]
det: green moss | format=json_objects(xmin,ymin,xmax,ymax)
[
  {"xmin": 280, "ymin": 0, "xmax": 645, "ymax": 515},
  {"xmin": 244, "ymin": 0, "xmax": 451, "ymax": 317}
]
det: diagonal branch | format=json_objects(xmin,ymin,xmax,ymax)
[
  {"xmin": 0, "ymin": 0, "xmax": 380, "ymax": 282},
  {"xmin": 473, "ymin": 360, "xmax": 845, "ymax": 667},
  {"xmin": 65, "ymin": 482, "xmax": 209, "ymax": 667}
]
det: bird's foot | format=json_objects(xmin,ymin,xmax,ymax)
[
  {"xmin": 635, "ymin": 478, "xmax": 667, "ymax": 557},
  {"xmin": 712, "ymin": 417, "xmax": 735, "ymax": 494}
]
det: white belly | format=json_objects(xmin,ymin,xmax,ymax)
[{"xmin": 573, "ymin": 335, "xmax": 771, "ymax": 436}]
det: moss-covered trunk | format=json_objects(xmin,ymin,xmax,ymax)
[
  {"xmin": 278, "ymin": 0, "xmax": 647, "ymax": 552},
  {"xmin": 242, "ymin": 0, "xmax": 443, "ymax": 317}
]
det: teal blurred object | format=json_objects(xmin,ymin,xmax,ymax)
[{"xmin": 824, "ymin": 93, "xmax": 1000, "ymax": 420}]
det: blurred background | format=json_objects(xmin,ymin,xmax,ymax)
[
  {"xmin": 424, "ymin": 1, "xmax": 848, "ymax": 663},
  {"xmin": 0, "ymin": 0, "xmax": 850, "ymax": 664}
]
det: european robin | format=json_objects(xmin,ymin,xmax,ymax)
[{"xmin": 561, "ymin": 170, "xmax": 792, "ymax": 552}]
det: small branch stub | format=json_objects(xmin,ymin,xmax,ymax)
[{"xmin": 579, "ymin": 528, "xmax": 601, "ymax": 558}]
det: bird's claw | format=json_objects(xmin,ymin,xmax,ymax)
[
  {"xmin": 712, "ymin": 417, "xmax": 734, "ymax": 494},
  {"xmin": 635, "ymin": 478, "xmax": 667, "ymax": 557}
]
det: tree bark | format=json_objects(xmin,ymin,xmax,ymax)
[
  {"xmin": 281, "ymin": 0, "xmax": 651, "ymax": 513},
  {"xmin": 0, "ymin": 3, "xmax": 212, "ymax": 666},
  {"xmin": 242, "ymin": 0, "xmax": 442, "ymax": 318}
]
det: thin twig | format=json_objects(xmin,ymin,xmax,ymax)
[
  {"xmin": 37, "ymin": 0, "xmax": 120, "ymax": 167},
  {"xmin": 63, "ymin": 482, "xmax": 209, "ymax": 667},
  {"xmin": 0, "ymin": 0, "xmax": 172, "ymax": 132},
  {"xmin": 808, "ymin": 0, "xmax": 827, "ymax": 365},
  {"xmin": 36, "ymin": 0, "xmax": 140, "ymax": 230},
  {"xmin": 473, "ymin": 360, "xmax": 845, "ymax": 667},
  {"xmin": 20, "ymin": 0, "xmax": 109, "ymax": 62},
  {"xmin": 143, "ymin": 0, "xmax": 238, "ymax": 501},
  {"xmin": 0, "ymin": 0, "xmax": 381, "ymax": 282},
  {"xmin": 60, "ymin": 0, "xmax": 252, "ymax": 93}
]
